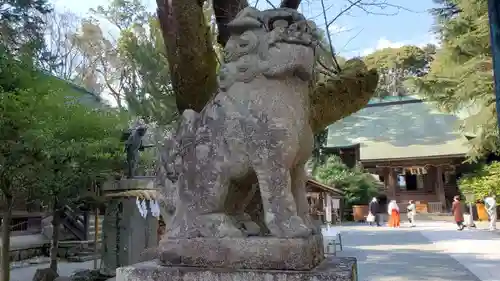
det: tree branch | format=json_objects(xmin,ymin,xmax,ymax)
[
  {"xmin": 327, "ymin": 0, "xmax": 362, "ymax": 27},
  {"xmin": 320, "ymin": 0, "xmax": 342, "ymax": 72},
  {"xmin": 264, "ymin": 0, "xmax": 276, "ymax": 8},
  {"xmin": 279, "ymin": 0, "xmax": 301, "ymax": 9}
]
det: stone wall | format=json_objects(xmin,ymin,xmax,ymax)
[{"xmin": 9, "ymin": 247, "xmax": 47, "ymax": 262}]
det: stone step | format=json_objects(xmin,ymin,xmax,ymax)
[{"xmin": 67, "ymin": 254, "xmax": 99, "ymax": 262}]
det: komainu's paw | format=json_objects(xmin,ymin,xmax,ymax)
[{"xmin": 267, "ymin": 215, "xmax": 312, "ymax": 238}]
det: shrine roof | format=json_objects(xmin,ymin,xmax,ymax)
[
  {"xmin": 306, "ymin": 178, "xmax": 344, "ymax": 196},
  {"xmin": 326, "ymin": 96, "xmax": 469, "ymax": 161},
  {"xmin": 40, "ymin": 72, "xmax": 104, "ymax": 107}
]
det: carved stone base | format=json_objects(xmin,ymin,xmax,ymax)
[
  {"xmin": 158, "ymin": 234, "xmax": 324, "ymax": 270},
  {"xmin": 116, "ymin": 257, "xmax": 357, "ymax": 281}
]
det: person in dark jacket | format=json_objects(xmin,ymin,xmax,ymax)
[{"xmin": 368, "ymin": 197, "xmax": 381, "ymax": 226}]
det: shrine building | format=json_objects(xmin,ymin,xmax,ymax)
[{"xmin": 324, "ymin": 96, "xmax": 471, "ymax": 213}]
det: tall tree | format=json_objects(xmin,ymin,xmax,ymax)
[
  {"xmin": 70, "ymin": 19, "xmax": 120, "ymax": 103},
  {"xmin": 409, "ymin": 0, "xmax": 493, "ymax": 160},
  {"xmin": 364, "ymin": 45, "xmax": 436, "ymax": 98},
  {"xmin": 42, "ymin": 11, "xmax": 103, "ymax": 94},
  {"xmin": 113, "ymin": 8, "xmax": 178, "ymax": 125},
  {"xmin": 0, "ymin": 0, "xmax": 52, "ymax": 55},
  {"xmin": 0, "ymin": 2, "xmax": 52, "ymax": 280},
  {"xmin": 0, "ymin": 52, "xmax": 52, "ymax": 281},
  {"xmin": 32, "ymin": 91, "xmax": 125, "ymax": 272},
  {"xmin": 72, "ymin": 0, "xmax": 185, "ymax": 122}
]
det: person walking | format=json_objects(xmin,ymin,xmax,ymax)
[
  {"xmin": 452, "ymin": 195, "xmax": 465, "ymax": 231},
  {"xmin": 388, "ymin": 200, "xmax": 400, "ymax": 228},
  {"xmin": 406, "ymin": 200, "xmax": 416, "ymax": 227},
  {"xmin": 484, "ymin": 193, "xmax": 497, "ymax": 231},
  {"xmin": 463, "ymin": 207, "xmax": 476, "ymax": 229},
  {"xmin": 368, "ymin": 197, "xmax": 380, "ymax": 226}
]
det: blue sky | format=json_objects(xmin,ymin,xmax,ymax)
[{"xmin": 50, "ymin": 0, "xmax": 439, "ymax": 57}]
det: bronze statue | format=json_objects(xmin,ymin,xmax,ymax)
[{"xmin": 124, "ymin": 123, "xmax": 148, "ymax": 178}]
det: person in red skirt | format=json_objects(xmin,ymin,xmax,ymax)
[{"xmin": 388, "ymin": 200, "xmax": 400, "ymax": 228}]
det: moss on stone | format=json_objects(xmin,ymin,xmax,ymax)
[{"xmin": 309, "ymin": 58, "xmax": 379, "ymax": 133}]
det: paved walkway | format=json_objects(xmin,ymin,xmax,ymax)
[
  {"xmin": 8, "ymin": 221, "xmax": 500, "ymax": 281},
  {"xmin": 10, "ymin": 260, "xmax": 98, "ymax": 281},
  {"xmin": 336, "ymin": 221, "xmax": 500, "ymax": 281},
  {"xmin": 419, "ymin": 221, "xmax": 500, "ymax": 281}
]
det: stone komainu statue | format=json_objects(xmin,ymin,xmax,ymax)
[
  {"xmin": 158, "ymin": 7, "xmax": 319, "ymax": 239},
  {"xmin": 157, "ymin": 7, "xmax": 378, "ymax": 239}
]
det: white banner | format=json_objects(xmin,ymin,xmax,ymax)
[
  {"xmin": 325, "ymin": 194, "xmax": 332, "ymax": 223},
  {"xmin": 332, "ymin": 198, "xmax": 340, "ymax": 209}
]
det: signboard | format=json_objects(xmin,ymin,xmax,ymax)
[
  {"xmin": 464, "ymin": 193, "xmax": 475, "ymax": 202},
  {"xmin": 404, "ymin": 167, "xmax": 428, "ymax": 175}
]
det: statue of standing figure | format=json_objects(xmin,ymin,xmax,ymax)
[{"xmin": 124, "ymin": 121, "xmax": 148, "ymax": 178}]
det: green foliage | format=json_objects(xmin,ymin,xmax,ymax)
[
  {"xmin": 0, "ymin": 0, "xmax": 52, "ymax": 55},
  {"xmin": 314, "ymin": 155, "xmax": 379, "ymax": 206},
  {"xmin": 458, "ymin": 161, "xmax": 500, "ymax": 202},
  {"xmin": 363, "ymin": 45, "xmax": 436, "ymax": 98},
  {"xmin": 311, "ymin": 129, "xmax": 328, "ymax": 173},
  {"xmin": 117, "ymin": 16, "xmax": 177, "ymax": 125},
  {"xmin": 32, "ymin": 91, "xmax": 126, "ymax": 206},
  {"xmin": 0, "ymin": 42, "xmax": 127, "ymax": 207},
  {"xmin": 408, "ymin": 0, "xmax": 494, "ymax": 161},
  {"xmin": 63, "ymin": 0, "xmax": 180, "ymax": 124}
]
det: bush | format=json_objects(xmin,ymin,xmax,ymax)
[
  {"xmin": 314, "ymin": 155, "xmax": 379, "ymax": 207},
  {"xmin": 458, "ymin": 161, "xmax": 500, "ymax": 202}
]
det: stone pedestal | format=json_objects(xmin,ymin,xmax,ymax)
[
  {"xmin": 158, "ymin": 235, "xmax": 324, "ymax": 270},
  {"xmin": 116, "ymin": 234, "xmax": 357, "ymax": 281},
  {"xmin": 100, "ymin": 178, "xmax": 159, "ymax": 276},
  {"xmin": 116, "ymin": 257, "xmax": 357, "ymax": 281}
]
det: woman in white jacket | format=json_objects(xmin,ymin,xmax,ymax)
[{"xmin": 407, "ymin": 200, "xmax": 416, "ymax": 227}]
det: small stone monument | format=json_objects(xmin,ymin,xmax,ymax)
[
  {"xmin": 100, "ymin": 180, "xmax": 160, "ymax": 276},
  {"xmin": 100, "ymin": 121, "xmax": 159, "ymax": 277},
  {"xmin": 116, "ymin": 7, "xmax": 357, "ymax": 281}
]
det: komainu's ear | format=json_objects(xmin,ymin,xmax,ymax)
[{"xmin": 227, "ymin": 7, "xmax": 263, "ymax": 33}]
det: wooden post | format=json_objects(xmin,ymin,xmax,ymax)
[
  {"xmin": 83, "ymin": 211, "xmax": 89, "ymax": 241},
  {"xmin": 435, "ymin": 166, "xmax": 447, "ymax": 212},
  {"xmin": 382, "ymin": 167, "xmax": 390, "ymax": 191},
  {"xmin": 93, "ymin": 182, "xmax": 99, "ymax": 269},
  {"xmin": 325, "ymin": 193, "xmax": 332, "ymax": 224},
  {"xmin": 387, "ymin": 168, "xmax": 397, "ymax": 199}
]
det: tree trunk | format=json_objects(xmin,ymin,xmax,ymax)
[
  {"xmin": 156, "ymin": 0, "xmax": 218, "ymax": 113},
  {"xmin": 1, "ymin": 195, "xmax": 13, "ymax": 281},
  {"xmin": 280, "ymin": 0, "xmax": 301, "ymax": 9},
  {"xmin": 49, "ymin": 204, "xmax": 60, "ymax": 272},
  {"xmin": 213, "ymin": 0, "xmax": 248, "ymax": 46}
]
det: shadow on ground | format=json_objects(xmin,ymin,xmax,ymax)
[{"xmin": 336, "ymin": 226, "xmax": 482, "ymax": 281}]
